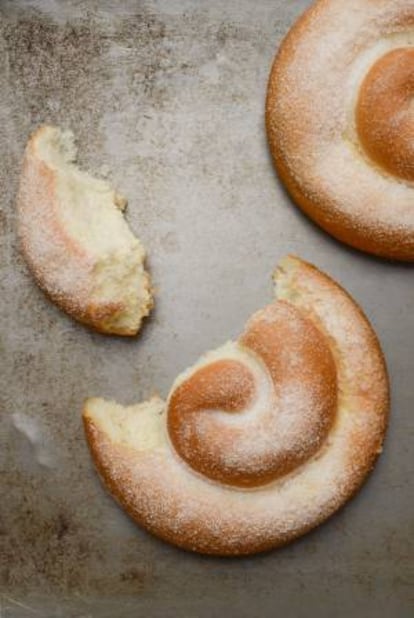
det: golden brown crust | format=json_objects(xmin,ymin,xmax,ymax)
[
  {"xmin": 168, "ymin": 359, "xmax": 258, "ymax": 487},
  {"xmin": 356, "ymin": 48, "xmax": 414, "ymax": 182},
  {"xmin": 17, "ymin": 126, "xmax": 153, "ymax": 335},
  {"xmin": 168, "ymin": 303, "xmax": 337, "ymax": 488},
  {"xmin": 275, "ymin": 256, "xmax": 390, "ymax": 428},
  {"xmin": 83, "ymin": 256, "xmax": 389, "ymax": 556},
  {"xmin": 84, "ymin": 414, "xmax": 388, "ymax": 556},
  {"xmin": 266, "ymin": 0, "xmax": 414, "ymax": 261}
]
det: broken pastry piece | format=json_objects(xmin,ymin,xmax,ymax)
[{"xmin": 17, "ymin": 126, "xmax": 153, "ymax": 335}]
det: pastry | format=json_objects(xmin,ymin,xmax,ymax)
[
  {"xmin": 17, "ymin": 126, "xmax": 153, "ymax": 335},
  {"xmin": 83, "ymin": 256, "xmax": 389, "ymax": 555},
  {"xmin": 266, "ymin": 0, "xmax": 414, "ymax": 261}
]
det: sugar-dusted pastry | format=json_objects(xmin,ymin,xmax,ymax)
[
  {"xmin": 83, "ymin": 256, "xmax": 389, "ymax": 556},
  {"xmin": 266, "ymin": 0, "xmax": 414, "ymax": 261},
  {"xmin": 17, "ymin": 126, "xmax": 153, "ymax": 335}
]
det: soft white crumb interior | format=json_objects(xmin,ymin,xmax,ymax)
[
  {"xmin": 85, "ymin": 397, "xmax": 166, "ymax": 450},
  {"xmin": 36, "ymin": 127, "xmax": 152, "ymax": 333},
  {"xmin": 273, "ymin": 255, "xmax": 300, "ymax": 303}
]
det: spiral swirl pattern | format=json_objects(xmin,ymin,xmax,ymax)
[
  {"xmin": 168, "ymin": 302, "xmax": 337, "ymax": 488},
  {"xmin": 266, "ymin": 0, "xmax": 414, "ymax": 261},
  {"xmin": 83, "ymin": 256, "xmax": 389, "ymax": 556},
  {"xmin": 356, "ymin": 48, "xmax": 414, "ymax": 182}
]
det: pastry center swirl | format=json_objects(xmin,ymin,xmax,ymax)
[
  {"xmin": 167, "ymin": 302, "xmax": 337, "ymax": 488},
  {"xmin": 356, "ymin": 48, "xmax": 414, "ymax": 182}
]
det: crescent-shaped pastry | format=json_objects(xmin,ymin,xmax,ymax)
[
  {"xmin": 83, "ymin": 256, "xmax": 389, "ymax": 556},
  {"xmin": 266, "ymin": 0, "xmax": 414, "ymax": 261},
  {"xmin": 17, "ymin": 126, "xmax": 153, "ymax": 335}
]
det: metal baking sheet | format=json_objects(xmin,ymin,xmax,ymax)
[{"xmin": 1, "ymin": 1, "xmax": 413, "ymax": 616}]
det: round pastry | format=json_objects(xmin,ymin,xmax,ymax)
[
  {"xmin": 83, "ymin": 255, "xmax": 389, "ymax": 556},
  {"xmin": 17, "ymin": 126, "xmax": 153, "ymax": 335},
  {"xmin": 266, "ymin": 0, "xmax": 414, "ymax": 261}
]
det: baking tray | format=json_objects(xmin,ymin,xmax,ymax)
[{"xmin": 1, "ymin": 1, "xmax": 413, "ymax": 616}]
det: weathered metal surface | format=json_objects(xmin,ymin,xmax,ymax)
[{"xmin": 0, "ymin": 1, "xmax": 412, "ymax": 616}]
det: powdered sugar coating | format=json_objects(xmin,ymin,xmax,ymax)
[
  {"xmin": 167, "ymin": 301, "xmax": 336, "ymax": 487},
  {"xmin": 83, "ymin": 256, "xmax": 389, "ymax": 555},
  {"xmin": 266, "ymin": 0, "xmax": 414, "ymax": 260}
]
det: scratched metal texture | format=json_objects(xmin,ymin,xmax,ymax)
[{"xmin": 0, "ymin": 0, "xmax": 413, "ymax": 616}]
